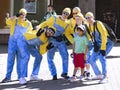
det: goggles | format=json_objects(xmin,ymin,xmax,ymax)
[
  {"xmin": 85, "ymin": 16, "xmax": 92, "ymax": 19},
  {"xmin": 63, "ymin": 12, "xmax": 69, "ymax": 16}
]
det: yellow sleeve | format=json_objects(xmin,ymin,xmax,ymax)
[
  {"xmin": 6, "ymin": 18, "xmax": 16, "ymax": 35},
  {"xmin": 6, "ymin": 18, "xmax": 12, "ymax": 26},
  {"xmin": 64, "ymin": 18, "xmax": 76, "ymax": 44},
  {"xmin": 64, "ymin": 26, "xmax": 74, "ymax": 44},
  {"xmin": 97, "ymin": 21, "xmax": 107, "ymax": 50},
  {"xmin": 86, "ymin": 32, "xmax": 92, "ymax": 41},
  {"xmin": 37, "ymin": 16, "xmax": 55, "ymax": 29},
  {"xmin": 39, "ymin": 42, "xmax": 48, "ymax": 55}
]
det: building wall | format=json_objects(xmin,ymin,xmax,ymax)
[
  {"xmin": 0, "ymin": 0, "xmax": 10, "ymax": 28},
  {"xmin": 78, "ymin": 0, "xmax": 95, "ymax": 16},
  {"xmin": 14, "ymin": 0, "xmax": 48, "ymax": 23}
]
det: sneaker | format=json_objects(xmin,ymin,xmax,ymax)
[
  {"xmin": 86, "ymin": 72, "xmax": 91, "ymax": 80},
  {"xmin": 19, "ymin": 78, "xmax": 27, "ymax": 85},
  {"xmin": 98, "ymin": 75, "xmax": 108, "ymax": 84},
  {"xmin": 30, "ymin": 75, "xmax": 43, "ymax": 81},
  {"xmin": 52, "ymin": 75, "xmax": 57, "ymax": 80},
  {"xmin": 80, "ymin": 75, "xmax": 84, "ymax": 81},
  {"xmin": 92, "ymin": 75, "xmax": 103, "ymax": 80},
  {"xmin": 68, "ymin": 76, "xmax": 77, "ymax": 82},
  {"xmin": 1, "ymin": 78, "xmax": 11, "ymax": 83},
  {"xmin": 83, "ymin": 71, "xmax": 87, "ymax": 77},
  {"xmin": 61, "ymin": 73, "xmax": 69, "ymax": 79}
]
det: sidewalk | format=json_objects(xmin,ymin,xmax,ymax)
[{"xmin": 0, "ymin": 43, "xmax": 120, "ymax": 90}]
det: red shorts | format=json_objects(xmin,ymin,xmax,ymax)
[{"xmin": 73, "ymin": 53, "xmax": 85, "ymax": 68}]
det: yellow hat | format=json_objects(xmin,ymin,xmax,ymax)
[
  {"xmin": 72, "ymin": 7, "xmax": 81, "ymax": 13},
  {"xmin": 85, "ymin": 12, "xmax": 94, "ymax": 18},
  {"xmin": 19, "ymin": 8, "xmax": 27, "ymax": 14},
  {"xmin": 63, "ymin": 8, "xmax": 71, "ymax": 15},
  {"xmin": 48, "ymin": 26, "xmax": 56, "ymax": 33},
  {"xmin": 76, "ymin": 13, "xmax": 84, "ymax": 20}
]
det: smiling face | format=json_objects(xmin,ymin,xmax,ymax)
[
  {"xmin": 19, "ymin": 12, "xmax": 26, "ymax": 19},
  {"xmin": 77, "ymin": 28, "xmax": 84, "ymax": 36},
  {"xmin": 46, "ymin": 28, "xmax": 55, "ymax": 37},
  {"xmin": 62, "ymin": 11, "xmax": 70, "ymax": 20}
]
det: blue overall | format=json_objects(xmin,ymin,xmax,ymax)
[
  {"xmin": 47, "ymin": 17, "xmax": 69, "ymax": 76},
  {"xmin": 89, "ymin": 30, "xmax": 114, "ymax": 76},
  {"xmin": 6, "ymin": 19, "xmax": 30, "ymax": 79},
  {"xmin": 27, "ymin": 38, "xmax": 43, "ymax": 75},
  {"xmin": 86, "ymin": 41, "xmax": 94, "ymax": 64}
]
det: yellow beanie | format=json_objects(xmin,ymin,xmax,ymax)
[
  {"xmin": 19, "ymin": 8, "xmax": 27, "ymax": 14},
  {"xmin": 63, "ymin": 8, "xmax": 71, "ymax": 15},
  {"xmin": 72, "ymin": 7, "xmax": 81, "ymax": 13},
  {"xmin": 85, "ymin": 12, "xmax": 94, "ymax": 18},
  {"xmin": 48, "ymin": 26, "xmax": 56, "ymax": 33}
]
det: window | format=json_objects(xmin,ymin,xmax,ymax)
[{"xmin": 24, "ymin": 0, "xmax": 37, "ymax": 13}]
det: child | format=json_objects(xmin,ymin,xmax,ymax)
[{"xmin": 69, "ymin": 25, "xmax": 88, "ymax": 82}]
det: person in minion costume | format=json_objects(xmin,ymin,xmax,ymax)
[
  {"xmin": 64, "ymin": 7, "xmax": 81, "ymax": 45},
  {"xmin": 85, "ymin": 12, "xmax": 114, "ymax": 83},
  {"xmin": 36, "ymin": 7, "xmax": 71, "ymax": 80},
  {"xmin": 1, "ymin": 8, "xmax": 33, "ymax": 84},
  {"xmin": 23, "ymin": 26, "xmax": 56, "ymax": 81}
]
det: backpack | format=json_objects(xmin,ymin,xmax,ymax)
[{"xmin": 95, "ymin": 21, "xmax": 117, "ymax": 43}]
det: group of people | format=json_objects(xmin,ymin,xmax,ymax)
[{"xmin": 1, "ymin": 5, "xmax": 114, "ymax": 85}]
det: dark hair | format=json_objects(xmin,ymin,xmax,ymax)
[
  {"xmin": 48, "ymin": 4, "xmax": 53, "ymax": 7},
  {"xmin": 77, "ymin": 27, "xmax": 84, "ymax": 32}
]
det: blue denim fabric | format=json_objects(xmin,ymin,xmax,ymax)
[
  {"xmin": 47, "ymin": 20, "xmax": 69, "ymax": 76},
  {"xmin": 89, "ymin": 30, "xmax": 114, "ymax": 76},
  {"xmin": 28, "ymin": 45, "xmax": 42, "ymax": 75},
  {"xmin": 47, "ymin": 41, "xmax": 68, "ymax": 76},
  {"xmin": 6, "ymin": 23, "xmax": 30, "ymax": 79}
]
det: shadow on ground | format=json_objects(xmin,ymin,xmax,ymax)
[{"xmin": 0, "ymin": 79, "xmax": 100, "ymax": 90}]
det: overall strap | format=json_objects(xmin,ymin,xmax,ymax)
[{"xmin": 15, "ymin": 19, "xmax": 18, "ymax": 26}]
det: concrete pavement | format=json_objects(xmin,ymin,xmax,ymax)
[{"xmin": 0, "ymin": 43, "xmax": 120, "ymax": 90}]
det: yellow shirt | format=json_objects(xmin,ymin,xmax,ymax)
[
  {"xmin": 64, "ymin": 18, "xmax": 76, "ymax": 44},
  {"xmin": 6, "ymin": 18, "xmax": 32, "ymax": 35},
  {"xmin": 87, "ymin": 21, "xmax": 108, "ymax": 50}
]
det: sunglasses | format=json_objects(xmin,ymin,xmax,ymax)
[
  {"xmin": 63, "ymin": 12, "xmax": 69, "ymax": 16},
  {"xmin": 85, "ymin": 16, "xmax": 92, "ymax": 19},
  {"xmin": 47, "ymin": 29, "xmax": 55, "ymax": 34},
  {"xmin": 72, "ymin": 13, "xmax": 77, "ymax": 15}
]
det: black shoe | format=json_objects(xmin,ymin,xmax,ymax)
[
  {"xmin": 86, "ymin": 72, "xmax": 90, "ymax": 77},
  {"xmin": 1, "ymin": 78, "xmax": 11, "ymax": 83},
  {"xmin": 61, "ymin": 73, "xmax": 69, "ymax": 79},
  {"xmin": 83, "ymin": 71, "xmax": 87, "ymax": 77},
  {"xmin": 52, "ymin": 75, "xmax": 57, "ymax": 80}
]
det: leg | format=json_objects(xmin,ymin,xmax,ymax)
[
  {"xmin": 89, "ymin": 50, "xmax": 101, "ymax": 76},
  {"xmin": 29, "ymin": 45, "xmax": 42, "ymax": 75},
  {"xmin": 47, "ymin": 46, "xmax": 56, "ymax": 77},
  {"xmin": 6, "ymin": 37, "xmax": 17, "ymax": 79},
  {"xmin": 2, "ymin": 36, "xmax": 17, "ymax": 83},
  {"xmin": 58, "ymin": 42, "xmax": 68, "ymax": 75}
]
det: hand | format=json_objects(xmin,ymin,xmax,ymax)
[
  {"xmin": 36, "ymin": 28, "xmax": 44, "ymax": 36},
  {"xmin": 46, "ymin": 43, "xmax": 54, "ymax": 50},
  {"xmin": 10, "ymin": 16, "xmax": 16, "ymax": 21},
  {"xmin": 100, "ymin": 50, "xmax": 106, "ymax": 56},
  {"xmin": 6, "ymin": 13, "xmax": 9, "ymax": 18}
]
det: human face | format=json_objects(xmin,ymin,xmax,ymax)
[
  {"xmin": 46, "ymin": 29, "xmax": 55, "ymax": 37},
  {"xmin": 62, "ymin": 12, "xmax": 69, "ymax": 19},
  {"xmin": 75, "ymin": 16, "xmax": 83, "ymax": 25},
  {"xmin": 85, "ymin": 16, "xmax": 94, "ymax": 24},
  {"xmin": 47, "ymin": 6, "xmax": 53, "ymax": 12},
  {"xmin": 19, "ymin": 12, "xmax": 26, "ymax": 19},
  {"xmin": 72, "ymin": 12, "xmax": 78, "ymax": 18},
  {"xmin": 77, "ymin": 29, "xmax": 84, "ymax": 36}
]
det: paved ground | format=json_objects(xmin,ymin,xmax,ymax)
[{"xmin": 0, "ymin": 43, "xmax": 120, "ymax": 90}]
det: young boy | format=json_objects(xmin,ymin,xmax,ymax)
[{"xmin": 69, "ymin": 25, "xmax": 88, "ymax": 82}]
